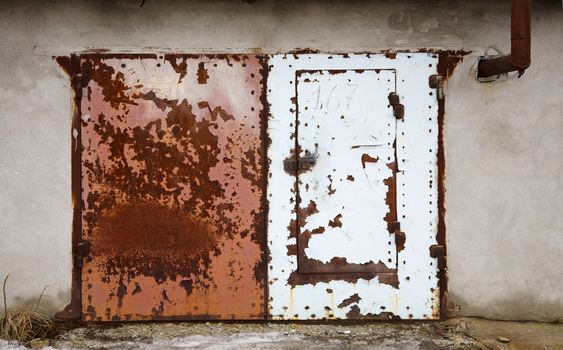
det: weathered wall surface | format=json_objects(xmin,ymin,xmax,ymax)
[{"xmin": 0, "ymin": 0, "xmax": 561, "ymax": 321}]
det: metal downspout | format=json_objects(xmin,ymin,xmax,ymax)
[{"xmin": 477, "ymin": 0, "xmax": 531, "ymax": 78}]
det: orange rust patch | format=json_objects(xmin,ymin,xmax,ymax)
[
  {"xmin": 361, "ymin": 153, "xmax": 379, "ymax": 168},
  {"xmin": 328, "ymin": 214, "xmax": 343, "ymax": 228},
  {"xmin": 197, "ymin": 62, "xmax": 209, "ymax": 84},
  {"xmin": 337, "ymin": 293, "xmax": 361, "ymax": 308},
  {"xmin": 346, "ymin": 305, "xmax": 401, "ymax": 320}
]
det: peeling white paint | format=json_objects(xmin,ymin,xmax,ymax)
[{"xmin": 297, "ymin": 69, "xmax": 396, "ymax": 267}]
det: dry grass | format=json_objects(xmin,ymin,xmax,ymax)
[{"xmin": 0, "ymin": 274, "xmax": 53, "ymax": 343}]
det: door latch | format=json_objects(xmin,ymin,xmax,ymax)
[
  {"xmin": 430, "ymin": 244, "xmax": 446, "ymax": 269},
  {"xmin": 388, "ymin": 92, "xmax": 404, "ymax": 120}
]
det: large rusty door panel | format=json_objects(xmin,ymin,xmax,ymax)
[
  {"xmin": 77, "ymin": 54, "xmax": 267, "ymax": 321},
  {"xmin": 268, "ymin": 53, "xmax": 441, "ymax": 320},
  {"xmin": 295, "ymin": 69, "xmax": 398, "ymax": 274}
]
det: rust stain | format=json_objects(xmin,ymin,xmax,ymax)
[
  {"xmin": 436, "ymin": 50, "xmax": 469, "ymax": 79},
  {"xmin": 81, "ymin": 58, "xmax": 137, "ymax": 109},
  {"xmin": 92, "ymin": 202, "xmax": 215, "ymax": 255},
  {"xmin": 346, "ymin": 305, "xmax": 401, "ymax": 320},
  {"xmin": 288, "ymin": 260, "xmax": 398, "ymax": 288},
  {"xmin": 311, "ymin": 226, "xmax": 326, "ymax": 234},
  {"xmin": 337, "ymin": 293, "xmax": 361, "ymax": 308},
  {"xmin": 327, "ymin": 174, "xmax": 336, "ymax": 195},
  {"xmin": 384, "ymin": 51, "xmax": 397, "ymax": 59},
  {"xmin": 361, "ymin": 153, "xmax": 379, "ymax": 168},
  {"xmin": 383, "ymin": 162, "xmax": 397, "ymax": 233},
  {"xmin": 328, "ymin": 214, "xmax": 343, "ymax": 228},
  {"xmin": 286, "ymin": 244, "xmax": 297, "ymax": 256},
  {"xmin": 291, "ymin": 200, "xmax": 398, "ymax": 286},
  {"xmin": 297, "ymin": 200, "xmax": 318, "ymax": 228},
  {"xmin": 287, "ymin": 218, "xmax": 298, "ymax": 239},
  {"xmin": 164, "ymin": 55, "xmax": 188, "ymax": 83},
  {"xmin": 197, "ymin": 62, "xmax": 209, "ymax": 84}
]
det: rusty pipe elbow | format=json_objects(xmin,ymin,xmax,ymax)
[{"xmin": 477, "ymin": 0, "xmax": 531, "ymax": 78}]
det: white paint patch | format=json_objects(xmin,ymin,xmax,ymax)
[{"xmin": 297, "ymin": 69, "xmax": 396, "ymax": 267}]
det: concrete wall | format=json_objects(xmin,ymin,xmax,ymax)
[{"xmin": 0, "ymin": 0, "xmax": 561, "ymax": 321}]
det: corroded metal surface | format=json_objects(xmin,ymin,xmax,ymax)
[
  {"xmin": 57, "ymin": 50, "xmax": 463, "ymax": 321},
  {"xmin": 267, "ymin": 53, "xmax": 442, "ymax": 320},
  {"xmin": 79, "ymin": 54, "xmax": 267, "ymax": 320}
]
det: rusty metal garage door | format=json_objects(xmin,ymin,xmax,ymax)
[
  {"xmin": 57, "ymin": 51, "xmax": 459, "ymax": 321},
  {"xmin": 74, "ymin": 54, "xmax": 268, "ymax": 321}
]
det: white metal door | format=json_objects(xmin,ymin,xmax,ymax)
[{"xmin": 267, "ymin": 53, "xmax": 441, "ymax": 320}]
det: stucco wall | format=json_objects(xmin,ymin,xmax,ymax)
[{"xmin": 0, "ymin": 0, "xmax": 561, "ymax": 321}]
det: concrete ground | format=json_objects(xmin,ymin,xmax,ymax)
[{"xmin": 1, "ymin": 317, "xmax": 562, "ymax": 350}]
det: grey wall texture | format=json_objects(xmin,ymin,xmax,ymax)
[{"xmin": 0, "ymin": 0, "xmax": 562, "ymax": 321}]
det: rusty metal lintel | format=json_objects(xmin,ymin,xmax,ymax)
[{"xmin": 387, "ymin": 92, "xmax": 404, "ymax": 119}]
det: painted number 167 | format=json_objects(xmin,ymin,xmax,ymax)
[{"xmin": 312, "ymin": 84, "xmax": 358, "ymax": 111}]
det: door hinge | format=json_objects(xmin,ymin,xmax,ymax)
[
  {"xmin": 388, "ymin": 221, "xmax": 406, "ymax": 246},
  {"xmin": 76, "ymin": 241, "xmax": 91, "ymax": 255},
  {"xmin": 71, "ymin": 74, "xmax": 87, "ymax": 99},
  {"xmin": 429, "ymin": 75, "xmax": 445, "ymax": 100},
  {"xmin": 388, "ymin": 92, "xmax": 404, "ymax": 120},
  {"xmin": 430, "ymin": 244, "xmax": 446, "ymax": 269},
  {"xmin": 284, "ymin": 154, "xmax": 317, "ymax": 171},
  {"xmin": 75, "ymin": 240, "xmax": 91, "ymax": 268}
]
